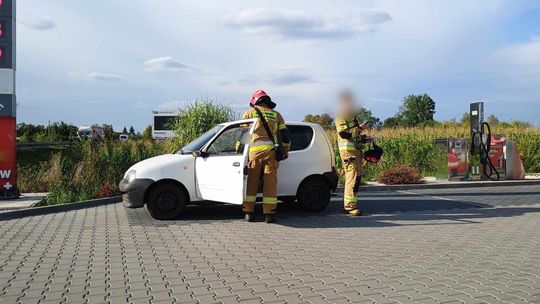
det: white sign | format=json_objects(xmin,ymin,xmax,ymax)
[{"xmin": 0, "ymin": 69, "xmax": 14, "ymax": 95}]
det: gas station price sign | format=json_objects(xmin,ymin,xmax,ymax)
[{"xmin": 0, "ymin": 0, "xmax": 16, "ymax": 198}]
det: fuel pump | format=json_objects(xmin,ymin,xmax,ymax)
[{"xmin": 469, "ymin": 102, "xmax": 500, "ymax": 181}]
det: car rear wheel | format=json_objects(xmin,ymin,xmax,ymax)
[
  {"xmin": 297, "ymin": 178, "xmax": 331, "ymax": 212},
  {"xmin": 146, "ymin": 184, "xmax": 187, "ymax": 220}
]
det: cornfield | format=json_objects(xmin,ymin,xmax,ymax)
[{"xmin": 328, "ymin": 125, "xmax": 540, "ymax": 181}]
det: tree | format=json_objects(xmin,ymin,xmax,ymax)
[
  {"xmin": 122, "ymin": 127, "xmax": 128, "ymax": 134},
  {"xmin": 17, "ymin": 122, "xmax": 77, "ymax": 142},
  {"xmin": 398, "ymin": 94, "xmax": 436, "ymax": 127},
  {"xmin": 303, "ymin": 113, "xmax": 334, "ymax": 129},
  {"xmin": 460, "ymin": 112, "xmax": 470, "ymax": 125},
  {"xmin": 142, "ymin": 125, "xmax": 153, "ymax": 139},
  {"xmin": 129, "ymin": 126, "xmax": 135, "ymax": 135},
  {"xmin": 382, "ymin": 116, "xmax": 402, "ymax": 128},
  {"xmin": 355, "ymin": 107, "xmax": 382, "ymax": 129},
  {"xmin": 487, "ymin": 114, "xmax": 500, "ymax": 125},
  {"xmin": 103, "ymin": 124, "xmax": 115, "ymax": 140}
]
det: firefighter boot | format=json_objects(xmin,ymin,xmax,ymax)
[
  {"xmin": 243, "ymin": 201, "xmax": 255, "ymax": 222},
  {"xmin": 347, "ymin": 209, "xmax": 363, "ymax": 216},
  {"xmin": 244, "ymin": 212, "xmax": 254, "ymax": 222},
  {"xmin": 265, "ymin": 213, "xmax": 276, "ymax": 223}
]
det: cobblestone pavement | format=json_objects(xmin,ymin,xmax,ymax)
[{"xmin": 0, "ymin": 185, "xmax": 539, "ymax": 304}]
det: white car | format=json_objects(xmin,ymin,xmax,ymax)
[{"xmin": 119, "ymin": 119, "xmax": 338, "ymax": 220}]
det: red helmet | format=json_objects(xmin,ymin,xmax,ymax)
[{"xmin": 249, "ymin": 90, "xmax": 269, "ymax": 106}]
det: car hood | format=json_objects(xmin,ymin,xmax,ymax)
[{"xmin": 125, "ymin": 153, "xmax": 194, "ymax": 180}]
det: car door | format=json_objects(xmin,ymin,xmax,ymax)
[{"xmin": 194, "ymin": 122, "xmax": 254, "ymax": 204}]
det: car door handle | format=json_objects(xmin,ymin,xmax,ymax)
[{"xmin": 232, "ymin": 162, "xmax": 241, "ymax": 167}]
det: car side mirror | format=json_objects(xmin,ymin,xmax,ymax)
[{"xmin": 192, "ymin": 150, "xmax": 208, "ymax": 158}]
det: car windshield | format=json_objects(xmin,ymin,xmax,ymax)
[{"xmin": 176, "ymin": 125, "xmax": 223, "ymax": 154}]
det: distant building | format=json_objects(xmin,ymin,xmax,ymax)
[
  {"xmin": 78, "ymin": 125, "xmax": 105, "ymax": 141},
  {"xmin": 152, "ymin": 110, "xmax": 178, "ymax": 140}
]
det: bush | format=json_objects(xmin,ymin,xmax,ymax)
[
  {"xmin": 379, "ymin": 165, "xmax": 424, "ymax": 185},
  {"xmin": 170, "ymin": 99, "xmax": 236, "ymax": 147},
  {"xmin": 19, "ymin": 140, "xmax": 173, "ymax": 206}
]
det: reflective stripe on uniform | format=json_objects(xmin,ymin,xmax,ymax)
[
  {"xmin": 279, "ymin": 124, "xmax": 288, "ymax": 130},
  {"xmin": 337, "ymin": 119, "xmax": 356, "ymax": 132},
  {"xmin": 262, "ymin": 197, "xmax": 278, "ymax": 204},
  {"xmin": 249, "ymin": 140, "xmax": 275, "ymax": 152},
  {"xmin": 250, "ymin": 145, "xmax": 274, "ymax": 152},
  {"xmin": 253, "ymin": 110, "xmax": 277, "ymax": 120},
  {"xmin": 338, "ymin": 142, "xmax": 358, "ymax": 151},
  {"xmin": 245, "ymin": 195, "xmax": 257, "ymax": 203},
  {"xmin": 344, "ymin": 195, "xmax": 357, "ymax": 203}
]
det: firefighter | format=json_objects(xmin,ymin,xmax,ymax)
[
  {"xmin": 335, "ymin": 91, "xmax": 368, "ymax": 216},
  {"xmin": 242, "ymin": 90, "xmax": 291, "ymax": 223}
]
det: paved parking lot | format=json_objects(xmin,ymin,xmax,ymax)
[{"xmin": 0, "ymin": 185, "xmax": 539, "ymax": 303}]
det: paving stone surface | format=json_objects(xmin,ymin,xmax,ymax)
[{"xmin": 0, "ymin": 185, "xmax": 539, "ymax": 303}]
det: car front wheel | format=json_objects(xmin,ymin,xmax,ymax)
[
  {"xmin": 297, "ymin": 178, "xmax": 331, "ymax": 212},
  {"xmin": 146, "ymin": 184, "xmax": 187, "ymax": 220}
]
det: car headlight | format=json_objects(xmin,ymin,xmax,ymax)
[{"xmin": 124, "ymin": 170, "xmax": 136, "ymax": 183}]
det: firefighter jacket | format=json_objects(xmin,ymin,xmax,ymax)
[
  {"xmin": 241, "ymin": 105, "xmax": 291, "ymax": 153},
  {"xmin": 335, "ymin": 115, "xmax": 361, "ymax": 153}
]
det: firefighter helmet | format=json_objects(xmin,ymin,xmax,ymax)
[
  {"xmin": 249, "ymin": 89, "xmax": 276, "ymax": 108},
  {"xmin": 363, "ymin": 142, "xmax": 384, "ymax": 164},
  {"xmin": 250, "ymin": 90, "xmax": 268, "ymax": 106}
]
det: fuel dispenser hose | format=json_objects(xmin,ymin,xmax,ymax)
[{"xmin": 472, "ymin": 122, "xmax": 500, "ymax": 181}]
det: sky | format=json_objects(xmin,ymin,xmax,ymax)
[{"xmin": 16, "ymin": 0, "xmax": 540, "ymax": 131}]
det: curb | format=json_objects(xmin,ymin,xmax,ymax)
[
  {"xmin": 0, "ymin": 196, "xmax": 122, "ymax": 220},
  {"xmin": 358, "ymin": 179, "xmax": 540, "ymax": 192}
]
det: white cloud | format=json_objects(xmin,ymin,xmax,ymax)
[
  {"xmin": 225, "ymin": 8, "xmax": 391, "ymax": 40},
  {"xmin": 492, "ymin": 35, "xmax": 540, "ymax": 76},
  {"xmin": 69, "ymin": 72, "xmax": 125, "ymax": 82},
  {"xmin": 156, "ymin": 100, "xmax": 186, "ymax": 110},
  {"xmin": 144, "ymin": 57, "xmax": 189, "ymax": 72},
  {"xmin": 238, "ymin": 70, "xmax": 316, "ymax": 86},
  {"xmin": 268, "ymin": 72, "xmax": 315, "ymax": 85},
  {"xmin": 19, "ymin": 14, "xmax": 57, "ymax": 30},
  {"xmin": 86, "ymin": 73, "xmax": 125, "ymax": 82}
]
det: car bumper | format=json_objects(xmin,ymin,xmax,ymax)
[
  {"xmin": 119, "ymin": 178, "xmax": 154, "ymax": 208},
  {"xmin": 324, "ymin": 170, "xmax": 339, "ymax": 191}
]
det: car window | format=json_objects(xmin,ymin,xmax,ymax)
[
  {"xmin": 178, "ymin": 125, "xmax": 223, "ymax": 154},
  {"xmin": 207, "ymin": 124, "xmax": 252, "ymax": 156},
  {"xmin": 287, "ymin": 125, "xmax": 314, "ymax": 151}
]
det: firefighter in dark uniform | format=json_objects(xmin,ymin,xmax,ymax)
[
  {"xmin": 241, "ymin": 90, "xmax": 291, "ymax": 223},
  {"xmin": 335, "ymin": 91, "xmax": 368, "ymax": 215}
]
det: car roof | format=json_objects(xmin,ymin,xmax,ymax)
[{"xmin": 220, "ymin": 119, "xmax": 319, "ymax": 128}]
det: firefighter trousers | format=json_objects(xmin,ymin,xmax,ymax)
[
  {"xmin": 243, "ymin": 149, "xmax": 279, "ymax": 215},
  {"xmin": 340, "ymin": 150, "xmax": 363, "ymax": 211}
]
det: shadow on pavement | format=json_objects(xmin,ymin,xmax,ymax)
[
  {"xmin": 369, "ymin": 191, "xmax": 540, "ymax": 198},
  {"xmin": 126, "ymin": 189, "xmax": 540, "ymax": 228}
]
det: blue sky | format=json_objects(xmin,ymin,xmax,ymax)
[{"xmin": 17, "ymin": 0, "xmax": 540, "ymax": 131}]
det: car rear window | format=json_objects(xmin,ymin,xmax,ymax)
[{"xmin": 287, "ymin": 125, "xmax": 314, "ymax": 151}]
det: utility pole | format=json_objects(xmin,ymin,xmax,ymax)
[{"xmin": 0, "ymin": 0, "xmax": 17, "ymax": 198}]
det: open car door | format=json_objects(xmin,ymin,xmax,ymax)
[{"xmin": 194, "ymin": 121, "xmax": 254, "ymax": 204}]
